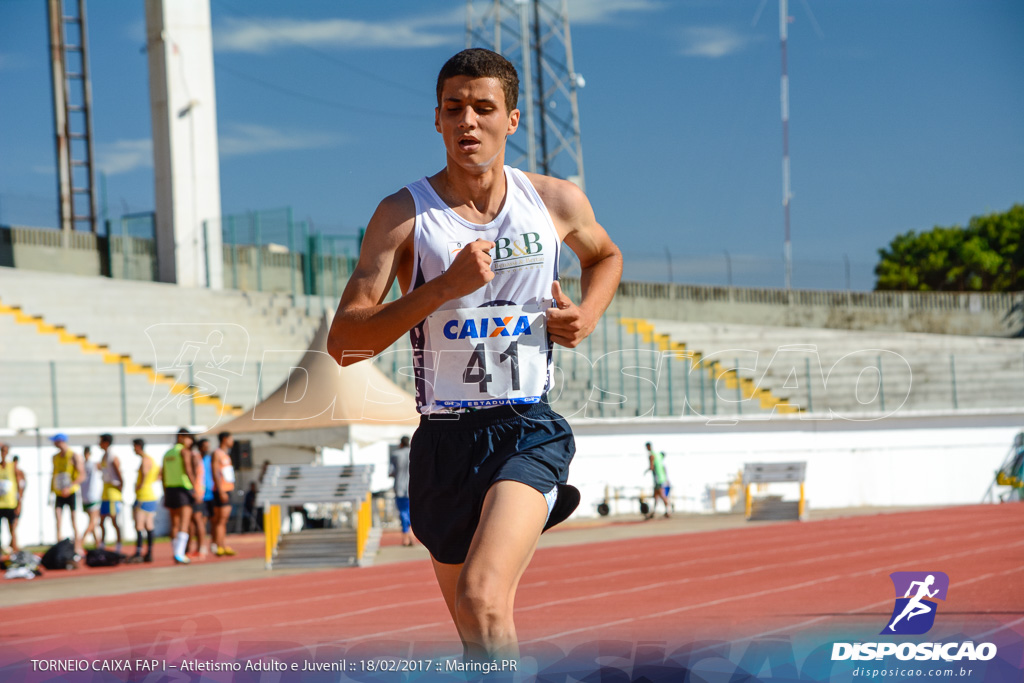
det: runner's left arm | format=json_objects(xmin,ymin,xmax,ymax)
[{"xmin": 529, "ymin": 174, "xmax": 623, "ymax": 348}]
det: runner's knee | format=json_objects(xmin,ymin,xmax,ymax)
[{"xmin": 456, "ymin": 577, "xmax": 512, "ymax": 628}]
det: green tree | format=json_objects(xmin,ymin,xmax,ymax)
[{"xmin": 874, "ymin": 204, "xmax": 1024, "ymax": 291}]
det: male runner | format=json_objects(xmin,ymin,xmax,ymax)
[
  {"xmin": 389, "ymin": 436, "xmax": 414, "ymax": 547},
  {"xmin": 328, "ymin": 48, "xmax": 622, "ymax": 660},
  {"xmin": 51, "ymin": 433, "xmax": 84, "ymax": 554},
  {"xmin": 98, "ymin": 434, "xmax": 124, "ymax": 553},
  {"xmin": 161, "ymin": 428, "xmax": 196, "ymax": 564},
  {"xmin": 79, "ymin": 445, "xmax": 104, "ymax": 549},
  {"xmin": 644, "ymin": 441, "xmax": 671, "ymax": 519},
  {"xmin": 11, "ymin": 455, "xmax": 26, "ymax": 547},
  {"xmin": 0, "ymin": 443, "xmax": 22, "ymax": 552},
  {"xmin": 187, "ymin": 438, "xmax": 210, "ymax": 558},
  {"xmin": 131, "ymin": 438, "xmax": 158, "ymax": 563},
  {"xmin": 210, "ymin": 432, "xmax": 236, "ymax": 556}
]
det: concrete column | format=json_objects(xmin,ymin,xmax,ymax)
[{"xmin": 146, "ymin": 0, "xmax": 223, "ymax": 288}]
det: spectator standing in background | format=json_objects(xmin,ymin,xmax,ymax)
[
  {"xmin": 243, "ymin": 481, "xmax": 260, "ymax": 532},
  {"xmin": 0, "ymin": 443, "xmax": 23, "ymax": 552},
  {"xmin": 51, "ymin": 433, "xmax": 84, "ymax": 554},
  {"xmin": 644, "ymin": 441, "xmax": 672, "ymax": 520},
  {"xmin": 11, "ymin": 455, "xmax": 26, "ymax": 548},
  {"xmin": 210, "ymin": 432, "xmax": 237, "ymax": 556},
  {"xmin": 390, "ymin": 436, "xmax": 414, "ymax": 547},
  {"xmin": 188, "ymin": 438, "xmax": 211, "ymax": 559},
  {"xmin": 131, "ymin": 438, "xmax": 158, "ymax": 563},
  {"xmin": 79, "ymin": 445, "xmax": 104, "ymax": 549},
  {"xmin": 162, "ymin": 428, "xmax": 196, "ymax": 565},
  {"xmin": 98, "ymin": 434, "xmax": 124, "ymax": 554}
]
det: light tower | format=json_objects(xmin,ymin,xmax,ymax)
[{"xmin": 466, "ymin": 0, "xmax": 586, "ymax": 190}]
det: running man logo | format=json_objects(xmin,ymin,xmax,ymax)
[
  {"xmin": 446, "ymin": 241, "xmax": 466, "ymax": 268},
  {"xmin": 442, "ymin": 315, "xmax": 533, "ymax": 340},
  {"xmin": 882, "ymin": 571, "xmax": 949, "ymax": 635}
]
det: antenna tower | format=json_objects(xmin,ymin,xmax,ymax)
[{"xmin": 466, "ymin": 0, "xmax": 586, "ymax": 189}]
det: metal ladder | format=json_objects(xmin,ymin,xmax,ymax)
[{"xmin": 47, "ymin": 0, "xmax": 98, "ymax": 235}]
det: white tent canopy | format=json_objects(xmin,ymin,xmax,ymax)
[{"xmin": 214, "ymin": 313, "xmax": 418, "ymax": 449}]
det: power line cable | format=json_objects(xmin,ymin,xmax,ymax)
[
  {"xmin": 216, "ymin": 62, "xmax": 422, "ymax": 121},
  {"xmin": 212, "ymin": 0, "xmax": 429, "ymax": 97}
]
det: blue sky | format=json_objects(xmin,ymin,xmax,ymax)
[{"xmin": 0, "ymin": 0, "xmax": 1021, "ymax": 291}]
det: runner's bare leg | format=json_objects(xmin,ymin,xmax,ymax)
[{"xmin": 456, "ymin": 479, "xmax": 547, "ymax": 660}]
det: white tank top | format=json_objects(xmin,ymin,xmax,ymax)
[
  {"xmin": 81, "ymin": 460, "xmax": 103, "ymax": 504},
  {"xmin": 405, "ymin": 166, "xmax": 560, "ymax": 413}
]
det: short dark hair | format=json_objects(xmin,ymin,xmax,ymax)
[
  {"xmin": 218, "ymin": 431, "xmax": 231, "ymax": 443},
  {"xmin": 100, "ymin": 433, "xmax": 113, "ymax": 444},
  {"xmin": 133, "ymin": 438, "xmax": 145, "ymax": 449},
  {"xmin": 436, "ymin": 48, "xmax": 519, "ymax": 112}
]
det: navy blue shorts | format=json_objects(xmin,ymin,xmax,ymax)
[{"xmin": 409, "ymin": 402, "xmax": 575, "ymax": 565}]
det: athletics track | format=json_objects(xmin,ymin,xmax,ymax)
[{"xmin": 1, "ymin": 504, "xmax": 1022, "ymax": 682}]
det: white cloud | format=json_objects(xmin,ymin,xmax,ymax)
[
  {"xmin": 567, "ymin": 0, "xmax": 664, "ymax": 24},
  {"xmin": 97, "ymin": 139, "xmax": 153, "ymax": 175},
  {"xmin": 0, "ymin": 53, "xmax": 27, "ymax": 71},
  {"xmin": 679, "ymin": 26, "xmax": 763, "ymax": 58},
  {"xmin": 215, "ymin": 14, "xmax": 459, "ymax": 53},
  {"xmin": 214, "ymin": 2, "xmax": 664, "ymax": 53},
  {"xmin": 95, "ymin": 124, "xmax": 341, "ymax": 175},
  {"xmin": 218, "ymin": 123, "xmax": 343, "ymax": 157}
]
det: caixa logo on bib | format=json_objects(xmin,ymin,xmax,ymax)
[
  {"xmin": 442, "ymin": 315, "xmax": 533, "ymax": 340},
  {"xmin": 884, "ymin": 571, "xmax": 949, "ymax": 635}
]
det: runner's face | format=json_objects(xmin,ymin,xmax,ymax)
[{"xmin": 435, "ymin": 76, "xmax": 519, "ymax": 172}]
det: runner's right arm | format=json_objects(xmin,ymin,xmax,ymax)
[{"xmin": 328, "ymin": 190, "xmax": 494, "ymax": 365}]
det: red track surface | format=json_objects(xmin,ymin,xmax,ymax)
[{"xmin": 3, "ymin": 504, "xmax": 1023, "ymax": 676}]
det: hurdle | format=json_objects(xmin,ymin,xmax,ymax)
[
  {"xmin": 258, "ymin": 464, "xmax": 378, "ymax": 569},
  {"xmin": 743, "ymin": 461, "xmax": 808, "ymax": 521}
]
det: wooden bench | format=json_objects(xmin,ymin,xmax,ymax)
[{"xmin": 743, "ymin": 461, "xmax": 807, "ymax": 521}]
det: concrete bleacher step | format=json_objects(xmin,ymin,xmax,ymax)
[
  {"xmin": 628, "ymin": 319, "xmax": 1024, "ymax": 416},
  {"xmin": 0, "ymin": 296, "xmax": 244, "ymax": 423},
  {"xmin": 0, "ymin": 266, "xmax": 328, "ymax": 427}
]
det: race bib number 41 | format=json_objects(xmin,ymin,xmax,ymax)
[{"xmin": 426, "ymin": 304, "xmax": 549, "ymax": 408}]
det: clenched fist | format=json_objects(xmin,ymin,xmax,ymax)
[{"xmin": 442, "ymin": 239, "xmax": 496, "ymax": 299}]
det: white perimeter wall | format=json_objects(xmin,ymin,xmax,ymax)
[
  {"xmin": 4, "ymin": 411, "xmax": 1019, "ymax": 549},
  {"xmin": 566, "ymin": 410, "xmax": 1020, "ymax": 518}
]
